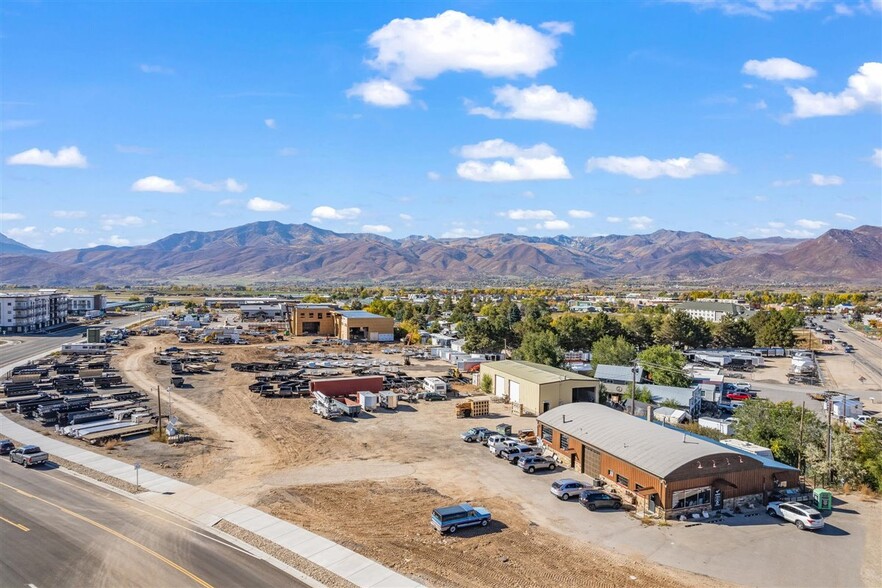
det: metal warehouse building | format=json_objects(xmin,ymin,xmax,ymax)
[
  {"xmin": 537, "ymin": 403, "xmax": 799, "ymax": 518},
  {"xmin": 479, "ymin": 360, "xmax": 600, "ymax": 416}
]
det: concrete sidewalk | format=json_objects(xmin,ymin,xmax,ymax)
[{"xmin": 0, "ymin": 415, "xmax": 422, "ymax": 588}]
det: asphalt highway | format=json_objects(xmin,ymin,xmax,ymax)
[
  {"xmin": 0, "ymin": 459, "xmax": 307, "ymax": 588},
  {"xmin": 826, "ymin": 317, "xmax": 882, "ymax": 390},
  {"xmin": 0, "ymin": 314, "xmax": 156, "ymax": 372}
]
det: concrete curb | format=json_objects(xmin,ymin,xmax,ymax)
[{"xmin": 0, "ymin": 414, "xmax": 422, "ymax": 588}]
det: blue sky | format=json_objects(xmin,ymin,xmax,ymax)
[{"xmin": 1, "ymin": 1, "xmax": 880, "ymax": 251}]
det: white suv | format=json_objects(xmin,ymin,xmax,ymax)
[{"xmin": 767, "ymin": 501, "xmax": 825, "ymax": 530}]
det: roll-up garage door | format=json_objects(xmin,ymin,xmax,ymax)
[
  {"xmin": 495, "ymin": 375, "xmax": 505, "ymax": 397},
  {"xmin": 509, "ymin": 381, "xmax": 520, "ymax": 403}
]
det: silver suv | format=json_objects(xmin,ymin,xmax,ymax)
[
  {"xmin": 550, "ymin": 478, "xmax": 588, "ymax": 501},
  {"xmin": 517, "ymin": 455, "xmax": 557, "ymax": 473},
  {"xmin": 488, "ymin": 437, "xmax": 519, "ymax": 456}
]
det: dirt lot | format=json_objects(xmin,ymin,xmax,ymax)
[{"xmin": 73, "ymin": 333, "xmax": 721, "ymax": 588}]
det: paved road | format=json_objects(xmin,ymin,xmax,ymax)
[
  {"xmin": 0, "ymin": 314, "xmax": 156, "ymax": 372},
  {"xmin": 826, "ymin": 317, "xmax": 882, "ymax": 390},
  {"xmin": 0, "ymin": 459, "xmax": 307, "ymax": 588}
]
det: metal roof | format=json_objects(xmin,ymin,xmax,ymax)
[
  {"xmin": 594, "ymin": 364, "xmax": 643, "ymax": 383},
  {"xmin": 676, "ymin": 301, "xmax": 745, "ymax": 313},
  {"xmin": 537, "ymin": 403, "xmax": 788, "ymax": 479},
  {"xmin": 483, "ymin": 360, "xmax": 597, "ymax": 385},
  {"xmin": 336, "ymin": 310, "xmax": 388, "ymax": 319}
]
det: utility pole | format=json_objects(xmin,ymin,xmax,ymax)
[
  {"xmin": 797, "ymin": 401, "xmax": 805, "ymax": 473},
  {"xmin": 156, "ymin": 384, "xmax": 163, "ymax": 432},
  {"xmin": 630, "ymin": 362, "xmax": 637, "ymax": 415},
  {"xmin": 826, "ymin": 395, "xmax": 833, "ymax": 487}
]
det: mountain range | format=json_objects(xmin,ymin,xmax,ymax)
[{"xmin": 1, "ymin": 222, "xmax": 880, "ymax": 286}]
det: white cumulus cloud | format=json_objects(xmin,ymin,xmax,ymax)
[
  {"xmin": 426, "ymin": 171, "xmax": 441, "ymax": 181},
  {"xmin": 871, "ymin": 148, "xmax": 882, "ymax": 167},
  {"xmin": 7, "ymin": 226, "xmax": 37, "ymax": 238},
  {"xmin": 140, "ymin": 64, "xmax": 174, "ymax": 75},
  {"xmin": 586, "ymin": 153, "xmax": 730, "ymax": 179},
  {"xmin": 606, "ymin": 216, "xmax": 623, "ymax": 223},
  {"xmin": 187, "ymin": 178, "xmax": 248, "ymax": 192},
  {"xmin": 787, "ymin": 62, "xmax": 882, "ymax": 119},
  {"xmin": 629, "ymin": 216, "xmax": 654, "ymax": 230},
  {"xmin": 457, "ymin": 156, "xmax": 571, "ymax": 182},
  {"xmin": 441, "ymin": 226, "xmax": 483, "ymax": 238},
  {"xmin": 346, "ymin": 79, "xmax": 411, "ymax": 107},
  {"xmin": 539, "ymin": 21, "xmax": 574, "ymax": 35},
  {"xmin": 536, "ymin": 219, "xmax": 570, "ymax": 231},
  {"xmin": 131, "ymin": 176, "xmax": 185, "ymax": 193},
  {"xmin": 264, "ymin": 118, "xmax": 277, "ymax": 129},
  {"xmin": 809, "ymin": 173, "xmax": 844, "ymax": 186},
  {"xmin": 6, "ymin": 146, "xmax": 88, "ymax": 168},
  {"xmin": 456, "ymin": 140, "xmax": 570, "ymax": 182},
  {"xmin": 835, "ymin": 212, "xmax": 857, "ymax": 221},
  {"xmin": 0, "ymin": 212, "xmax": 24, "ymax": 221},
  {"xmin": 500, "ymin": 209, "xmax": 556, "ymax": 220},
  {"xmin": 469, "ymin": 84, "xmax": 596, "ymax": 128},
  {"xmin": 795, "ymin": 219, "xmax": 829, "ymax": 229},
  {"xmin": 49, "ymin": 227, "xmax": 67, "ymax": 236},
  {"xmin": 568, "ymin": 209, "xmax": 595, "ymax": 219},
  {"xmin": 670, "ymin": 0, "xmax": 823, "ymax": 18},
  {"xmin": 311, "ymin": 206, "xmax": 361, "ymax": 221},
  {"xmin": 247, "ymin": 197, "xmax": 288, "ymax": 212},
  {"xmin": 399, "ymin": 213, "xmax": 413, "ymax": 222},
  {"xmin": 101, "ymin": 215, "xmax": 144, "ymax": 230},
  {"xmin": 458, "ymin": 139, "xmax": 556, "ymax": 160},
  {"xmin": 351, "ymin": 11, "xmax": 564, "ymax": 107},
  {"xmin": 742, "ymin": 58, "xmax": 816, "ymax": 80},
  {"xmin": 362, "ymin": 224, "xmax": 392, "ymax": 234}
]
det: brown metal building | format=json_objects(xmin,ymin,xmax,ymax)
[
  {"xmin": 537, "ymin": 403, "xmax": 799, "ymax": 518},
  {"xmin": 288, "ymin": 304, "xmax": 336, "ymax": 336}
]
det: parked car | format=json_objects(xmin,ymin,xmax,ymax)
[
  {"xmin": 767, "ymin": 501, "xmax": 825, "ymax": 530},
  {"xmin": 461, "ymin": 427, "xmax": 493, "ymax": 443},
  {"xmin": 430, "ymin": 503, "xmax": 492, "ymax": 534},
  {"xmin": 0, "ymin": 439, "xmax": 15, "ymax": 455},
  {"xmin": 9, "ymin": 445, "xmax": 49, "ymax": 468},
  {"xmin": 500, "ymin": 444, "xmax": 539, "ymax": 463},
  {"xmin": 846, "ymin": 415, "xmax": 880, "ymax": 429},
  {"xmin": 474, "ymin": 429, "xmax": 497, "ymax": 444},
  {"xmin": 484, "ymin": 433, "xmax": 506, "ymax": 447},
  {"xmin": 579, "ymin": 490, "xmax": 623, "ymax": 511},
  {"xmin": 424, "ymin": 392, "xmax": 448, "ymax": 401},
  {"xmin": 488, "ymin": 438, "xmax": 520, "ymax": 457},
  {"xmin": 726, "ymin": 391, "xmax": 753, "ymax": 401},
  {"xmin": 550, "ymin": 478, "xmax": 589, "ymax": 501},
  {"xmin": 517, "ymin": 455, "xmax": 557, "ymax": 473}
]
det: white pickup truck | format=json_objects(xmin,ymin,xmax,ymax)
[{"xmin": 9, "ymin": 445, "xmax": 49, "ymax": 468}]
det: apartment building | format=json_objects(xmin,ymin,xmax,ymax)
[{"xmin": 0, "ymin": 291, "xmax": 69, "ymax": 334}]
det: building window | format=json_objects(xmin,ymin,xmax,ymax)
[
  {"xmin": 672, "ymin": 487, "xmax": 711, "ymax": 510},
  {"xmin": 541, "ymin": 425, "xmax": 552, "ymax": 442},
  {"xmin": 616, "ymin": 474, "xmax": 629, "ymax": 488},
  {"xmin": 560, "ymin": 434, "xmax": 569, "ymax": 450},
  {"xmin": 635, "ymin": 483, "xmax": 645, "ymax": 491},
  {"xmin": 608, "ymin": 469, "xmax": 614, "ymax": 477},
  {"xmin": 318, "ymin": 313, "xmax": 323, "ymax": 319}
]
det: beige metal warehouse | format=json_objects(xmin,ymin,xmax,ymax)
[{"xmin": 479, "ymin": 360, "xmax": 600, "ymax": 416}]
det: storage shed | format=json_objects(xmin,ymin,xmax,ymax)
[
  {"xmin": 334, "ymin": 310, "xmax": 395, "ymax": 342},
  {"xmin": 479, "ymin": 360, "xmax": 600, "ymax": 416},
  {"xmin": 537, "ymin": 403, "xmax": 799, "ymax": 518}
]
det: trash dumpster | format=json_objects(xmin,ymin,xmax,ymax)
[
  {"xmin": 813, "ymin": 488, "xmax": 832, "ymax": 510},
  {"xmin": 496, "ymin": 423, "xmax": 512, "ymax": 436}
]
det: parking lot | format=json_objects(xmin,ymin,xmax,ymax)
[{"xmin": 7, "ymin": 331, "xmax": 878, "ymax": 588}]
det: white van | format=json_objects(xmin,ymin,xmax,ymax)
[{"xmin": 423, "ymin": 377, "xmax": 447, "ymax": 395}]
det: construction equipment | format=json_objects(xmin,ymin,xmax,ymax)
[{"xmin": 455, "ymin": 402, "xmax": 472, "ymax": 418}]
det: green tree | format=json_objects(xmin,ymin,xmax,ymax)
[
  {"xmin": 514, "ymin": 330, "xmax": 564, "ymax": 368},
  {"xmin": 553, "ymin": 314, "xmax": 592, "ymax": 351},
  {"xmin": 591, "ymin": 336, "xmax": 637, "ymax": 367},
  {"xmin": 480, "ymin": 374, "xmax": 493, "ymax": 395},
  {"xmin": 637, "ymin": 345, "xmax": 691, "ymax": 387},
  {"xmin": 656, "ymin": 311, "xmax": 712, "ymax": 349},
  {"xmin": 586, "ymin": 312, "xmax": 624, "ymax": 342},
  {"xmin": 750, "ymin": 310, "xmax": 797, "ymax": 347},
  {"xmin": 713, "ymin": 316, "xmax": 756, "ymax": 348},
  {"xmin": 621, "ymin": 313, "xmax": 658, "ymax": 350},
  {"xmin": 734, "ymin": 400, "xmax": 824, "ymax": 467}
]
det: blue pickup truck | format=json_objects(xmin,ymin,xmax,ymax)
[{"xmin": 431, "ymin": 503, "xmax": 492, "ymax": 534}]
